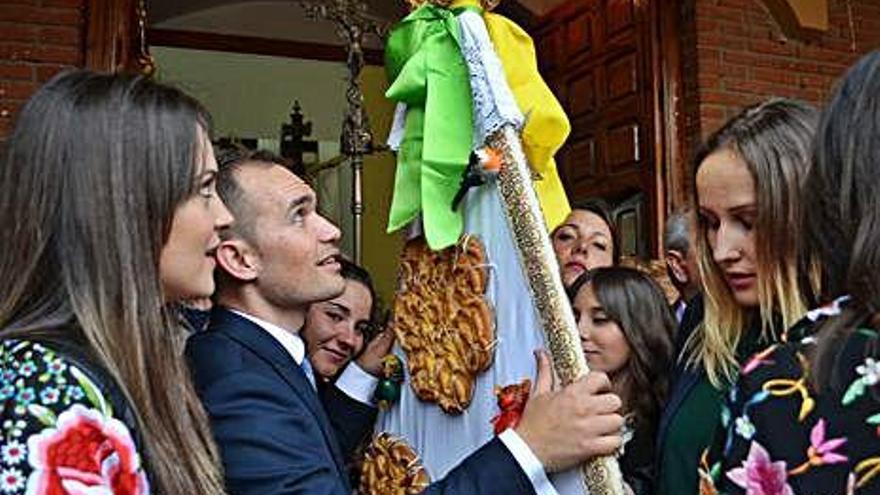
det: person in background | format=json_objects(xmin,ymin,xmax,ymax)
[
  {"xmin": 552, "ymin": 198, "xmax": 620, "ymax": 287},
  {"xmin": 703, "ymin": 49, "xmax": 880, "ymax": 495},
  {"xmin": 655, "ymin": 98, "xmax": 819, "ymax": 495},
  {"xmin": 0, "ymin": 71, "xmax": 231, "ymax": 494},
  {"xmin": 664, "ymin": 208, "xmax": 701, "ymax": 323},
  {"xmin": 569, "ymin": 267, "xmax": 676, "ymax": 495}
]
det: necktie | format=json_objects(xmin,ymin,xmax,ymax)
[{"xmin": 300, "ymin": 357, "xmax": 317, "ymax": 390}]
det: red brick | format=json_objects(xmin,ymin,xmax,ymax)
[
  {"xmin": 0, "ymin": 43, "xmax": 36, "ymax": 62},
  {"xmin": 698, "ymin": 73, "xmax": 722, "ymax": 89},
  {"xmin": 39, "ymin": 26, "xmax": 80, "ymax": 46},
  {"xmin": 698, "ymin": 32, "xmax": 747, "ymax": 50},
  {"xmin": 0, "ymin": 80, "xmax": 36, "ymax": 99},
  {"xmin": 717, "ymin": 0, "xmax": 752, "ymax": 8},
  {"xmin": 719, "ymin": 21, "xmax": 748, "ymax": 38},
  {"xmin": 701, "ymin": 90, "xmax": 754, "ymax": 106},
  {"xmin": 751, "ymin": 67, "xmax": 798, "ymax": 85},
  {"xmin": 699, "ymin": 105, "xmax": 726, "ymax": 120},
  {"xmin": 32, "ymin": 45, "xmax": 79, "ymax": 64},
  {"xmin": 0, "ymin": 22, "xmax": 37, "ymax": 43},
  {"xmin": 0, "ymin": 6, "xmax": 81, "ymax": 26},
  {"xmin": 0, "ymin": 63, "xmax": 32, "ymax": 80},
  {"xmin": 696, "ymin": 18, "xmax": 719, "ymax": 34},
  {"xmin": 698, "ymin": 4, "xmax": 744, "ymax": 24},
  {"xmin": 36, "ymin": 64, "xmax": 67, "ymax": 82},
  {"xmin": 749, "ymin": 39, "xmax": 797, "ymax": 57}
]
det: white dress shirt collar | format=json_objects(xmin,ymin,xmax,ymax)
[{"xmin": 229, "ymin": 309, "xmax": 306, "ymax": 366}]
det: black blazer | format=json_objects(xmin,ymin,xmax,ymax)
[{"xmin": 187, "ymin": 307, "xmax": 538, "ymax": 495}]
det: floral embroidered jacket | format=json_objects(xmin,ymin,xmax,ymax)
[
  {"xmin": 0, "ymin": 339, "xmax": 150, "ymax": 494},
  {"xmin": 701, "ymin": 300, "xmax": 880, "ymax": 495}
]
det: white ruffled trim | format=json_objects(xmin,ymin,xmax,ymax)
[{"xmin": 457, "ymin": 11, "xmax": 523, "ymax": 148}]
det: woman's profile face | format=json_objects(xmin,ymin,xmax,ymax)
[
  {"xmin": 552, "ymin": 209, "xmax": 614, "ymax": 286},
  {"xmin": 696, "ymin": 148, "xmax": 759, "ymax": 308},
  {"xmin": 158, "ymin": 128, "xmax": 233, "ymax": 302},
  {"xmin": 572, "ymin": 284, "xmax": 630, "ymax": 374}
]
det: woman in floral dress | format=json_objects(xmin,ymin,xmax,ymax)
[
  {"xmin": 0, "ymin": 71, "xmax": 232, "ymax": 494},
  {"xmin": 703, "ymin": 50, "xmax": 880, "ymax": 495}
]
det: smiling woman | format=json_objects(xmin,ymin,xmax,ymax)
[{"xmin": 303, "ymin": 258, "xmax": 380, "ymax": 380}]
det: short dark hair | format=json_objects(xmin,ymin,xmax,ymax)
[{"xmin": 215, "ymin": 148, "xmax": 290, "ymax": 241}]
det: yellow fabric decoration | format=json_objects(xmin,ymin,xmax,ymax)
[{"xmin": 451, "ymin": 0, "xmax": 572, "ymax": 231}]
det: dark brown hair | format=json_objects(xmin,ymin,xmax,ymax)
[
  {"xmin": 568, "ymin": 267, "xmax": 676, "ymax": 433},
  {"xmin": 562, "ymin": 197, "xmax": 621, "ymax": 264},
  {"xmin": 802, "ymin": 50, "xmax": 880, "ymax": 389}
]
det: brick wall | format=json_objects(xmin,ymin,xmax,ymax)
[
  {"xmin": 0, "ymin": 0, "xmax": 86, "ymax": 140},
  {"xmin": 687, "ymin": 0, "xmax": 880, "ymax": 139}
]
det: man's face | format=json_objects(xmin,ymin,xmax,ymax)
[{"xmin": 237, "ymin": 164, "xmax": 345, "ymax": 309}]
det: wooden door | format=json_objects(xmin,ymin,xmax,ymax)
[{"xmin": 536, "ymin": 0, "xmax": 682, "ymax": 257}]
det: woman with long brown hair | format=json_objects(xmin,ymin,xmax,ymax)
[
  {"xmin": 655, "ymin": 98, "xmax": 819, "ymax": 495},
  {"xmin": 568, "ymin": 267, "xmax": 676, "ymax": 495},
  {"xmin": 0, "ymin": 71, "xmax": 231, "ymax": 494}
]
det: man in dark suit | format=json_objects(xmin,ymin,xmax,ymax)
[{"xmin": 186, "ymin": 150, "xmax": 625, "ymax": 495}]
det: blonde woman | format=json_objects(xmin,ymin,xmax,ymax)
[{"xmin": 654, "ymin": 98, "xmax": 819, "ymax": 495}]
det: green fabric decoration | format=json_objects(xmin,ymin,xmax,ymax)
[{"xmin": 385, "ymin": 4, "xmax": 473, "ymax": 250}]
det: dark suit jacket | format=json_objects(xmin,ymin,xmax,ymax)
[
  {"xmin": 187, "ymin": 307, "xmax": 537, "ymax": 495},
  {"xmin": 656, "ymin": 293, "xmax": 704, "ymax": 463}
]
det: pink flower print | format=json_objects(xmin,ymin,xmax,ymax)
[
  {"xmin": 789, "ymin": 418, "xmax": 848, "ymax": 475},
  {"xmin": 727, "ymin": 441, "xmax": 794, "ymax": 495},
  {"xmin": 808, "ymin": 419, "xmax": 847, "ymax": 465},
  {"xmin": 742, "ymin": 345, "xmax": 777, "ymax": 375},
  {"xmin": 25, "ymin": 403, "xmax": 149, "ymax": 494}
]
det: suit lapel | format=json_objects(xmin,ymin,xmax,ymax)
[{"xmin": 209, "ymin": 308, "xmax": 348, "ymax": 474}]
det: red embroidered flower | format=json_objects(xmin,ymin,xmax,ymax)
[{"xmin": 25, "ymin": 404, "xmax": 149, "ymax": 494}]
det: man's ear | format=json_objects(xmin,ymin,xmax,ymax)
[
  {"xmin": 216, "ymin": 238, "xmax": 260, "ymax": 282},
  {"xmin": 665, "ymin": 249, "xmax": 688, "ymax": 285}
]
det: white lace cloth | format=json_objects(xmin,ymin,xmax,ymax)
[{"xmin": 457, "ymin": 10, "xmax": 524, "ymax": 147}]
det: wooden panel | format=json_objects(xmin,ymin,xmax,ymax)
[
  {"xmin": 567, "ymin": 11, "xmax": 593, "ymax": 55},
  {"xmin": 606, "ymin": 52, "xmax": 638, "ymax": 102},
  {"xmin": 606, "ymin": 122, "xmax": 641, "ymax": 171},
  {"xmin": 535, "ymin": 0, "xmax": 680, "ymax": 256},
  {"xmin": 606, "ymin": 0, "xmax": 635, "ymax": 36},
  {"xmin": 568, "ymin": 71, "xmax": 596, "ymax": 116},
  {"xmin": 566, "ymin": 135, "xmax": 599, "ymax": 184},
  {"xmin": 537, "ymin": 26, "xmax": 566, "ymax": 71}
]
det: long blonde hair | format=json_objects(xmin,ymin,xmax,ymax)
[
  {"xmin": 0, "ymin": 71, "xmax": 225, "ymax": 493},
  {"xmin": 687, "ymin": 99, "xmax": 819, "ymax": 388}
]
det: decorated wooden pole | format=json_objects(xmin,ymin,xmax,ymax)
[{"xmin": 488, "ymin": 124, "xmax": 626, "ymax": 495}]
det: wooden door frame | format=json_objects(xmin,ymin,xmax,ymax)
[
  {"xmin": 650, "ymin": 0, "xmax": 689, "ymax": 255},
  {"xmin": 84, "ymin": 0, "xmax": 142, "ymax": 73}
]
